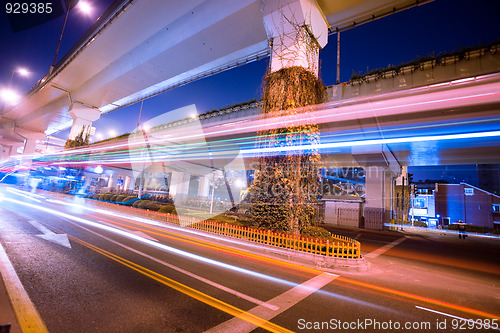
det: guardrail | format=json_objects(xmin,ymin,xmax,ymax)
[{"xmin": 90, "ymin": 200, "xmax": 361, "ymax": 259}]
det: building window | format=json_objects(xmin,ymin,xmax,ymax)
[
  {"xmin": 464, "ymin": 188, "xmax": 474, "ymax": 196},
  {"xmin": 493, "ymin": 205, "xmax": 500, "ymax": 213}
]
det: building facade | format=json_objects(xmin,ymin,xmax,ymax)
[{"xmin": 412, "ymin": 182, "xmax": 500, "ymax": 230}]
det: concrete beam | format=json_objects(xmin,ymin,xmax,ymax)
[
  {"xmin": 68, "ymin": 103, "xmax": 101, "ymax": 140},
  {"xmin": 263, "ymin": 0, "xmax": 328, "ymax": 75}
]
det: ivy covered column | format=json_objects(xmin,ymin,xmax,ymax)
[
  {"xmin": 248, "ymin": 0, "xmax": 328, "ymax": 233},
  {"xmin": 68, "ymin": 103, "xmax": 100, "ymax": 140},
  {"xmin": 263, "ymin": 0, "xmax": 328, "ymax": 76}
]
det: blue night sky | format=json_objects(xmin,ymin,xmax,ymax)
[{"xmin": 1, "ymin": 0, "xmax": 500, "ymax": 184}]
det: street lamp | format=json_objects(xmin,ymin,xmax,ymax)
[
  {"xmin": 1, "ymin": 67, "xmax": 30, "ymax": 107},
  {"xmin": 8, "ymin": 67, "xmax": 30, "ymax": 87},
  {"xmin": 0, "ymin": 89, "xmax": 21, "ymax": 105},
  {"xmin": 50, "ymin": 0, "xmax": 93, "ymax": 72}
]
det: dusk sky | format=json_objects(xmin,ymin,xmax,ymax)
[{"xmin": 1, "ymin": 0, "xmax": 500, "ymax": 184}]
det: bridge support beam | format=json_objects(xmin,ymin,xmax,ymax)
[
  {"xmin": 263, "ymin": 0, "xmax": 328, "ymax": 75},
  {"xmin": 68, "ymin": 103, "xmax": 101, "ymax": 140},
  {"xmin": 15, "ymin": 128, "xmax": 46, "ymax": 166},
  {"xmin": 169, "ymin": 171, "xmax": 190, "ymax": 199},
  {"xmin": 198, "ymin": 175, "xmax": 210, "ymax": 198},
  {"xmin": 353, "ymin": 145, "xmax": 401, "ymax": 230}
]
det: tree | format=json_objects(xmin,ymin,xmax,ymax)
[
  {"xmin": 64, "ymin": 125, "xmax": 90, "ymax": 149},
  {"xmin": 248, "ymin": 66, "xmax": 326, "ymax": 233}
]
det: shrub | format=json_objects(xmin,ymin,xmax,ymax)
[
  {"xmin": 121, "ymin": 196, "xmax": 137, "ymax": 205},
  {"xmin": 300, "ymin": 226, "xmax": 333, "ymax": 240},
  {"xmin": 116, "ymin": 195, "xmax": 128, "ymax": 202},
  {"xmin": 110, "ymin": 195, "xmax": 119, "ymax": 202},
  {"xmin": 158, "ymin": 205, "xmax": 176, "ymax": 214},
  {"xmin": 145, "ymin": 202, "xmax": 160, "ymax": 211},
  {"xmin": 137, "ymin": 200, "xmax": 151, "ymax": 209},
  {"xmin": 104, "ymin": 194, "xmax": 114, "ymax": 201},
  {"xmin": 133, "ymin": 200, "xmax": 144, "ymax": 208}
]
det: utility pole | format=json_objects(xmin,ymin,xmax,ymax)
[{"xmin": 336, "ymin": 29, "xmax": 340, "ymax": 84}]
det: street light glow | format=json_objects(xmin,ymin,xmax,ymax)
[
  {"xmin": 0, "ymin": 89, "xmax": 21, "ymax": 105},
  {"xmin": 78, "ymin": 1, "xmax": 92, "ymax": 15},
  {"xmin": 17, "ymin": 68, "xmax": 29, "ymax": 77}
]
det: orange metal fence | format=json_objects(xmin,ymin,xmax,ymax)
[{"xmin": 85, "ymin": 200, "xmax": 361, "ymax": 259}]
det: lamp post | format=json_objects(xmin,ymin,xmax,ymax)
[
  {"xmin": 1, "ymin": 67, "xmax": 30, "ymax": 109},
  {"xmin": 50, "ymin": 1, "xmax": 92, "ymax": 73},
  {"xmin": 8, "ymin": 67, "xmax": 29, "ymax": 87}
]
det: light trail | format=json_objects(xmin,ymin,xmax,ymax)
[
  {"xmin": 335, "ymin": 276, "xmax": 500, "ymax": 320},
  {"xmin": 43, "ymin": 195, "xmax": 500, "ymax": 320},
  {"xmin": 3, "ymin": 189, "xmax": 498, "ymax": 320},
  {"xmin": 2, "ymin": 195, "xmax": 304, "ymax": 287},
  {"xmin": 5, "ymin": 187, "xmax": 42, "ymax": 202},
  {"xmin": 416, "ymin": 306, "xmax": 500, "ymax": 331},
  {"xmin": 66, "ymin": 233, "xmax": 294, "ymax": 333}
]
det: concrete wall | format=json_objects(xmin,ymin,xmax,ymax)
[
  {"xmin": 434, "ymin": 183, "xmax": 499, "ymax": 229},
  {"xmin": 323, "ymin": 200, "xmax": 361, "ymax": 227}
]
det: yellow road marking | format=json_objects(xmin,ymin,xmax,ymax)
[
  {"xmin": 95, "ymin": 213, "xmax": 500, "ymax": 320},
  {"xmin": 0, "ymin": 242, "xmax": 48, "ymax": 333},
  {"xmin": 69, "ymin": 235, "xmax": 295, "ymax": 333}
]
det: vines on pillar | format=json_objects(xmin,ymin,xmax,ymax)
[
  {"xmin": 248, "ymin": 5, "xmax": 327, "ymax": 233},
  {"xmin": 64, "ymin": 125, "xmax": 90, "ymax": 149}
]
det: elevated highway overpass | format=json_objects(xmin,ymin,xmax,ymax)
[
  {"xmin": 0, "ymin": 0, "xmax": 431, "ymax": 156},
  {"xmin": 18, "ymin": 57, "xmax": 499, "ymax": 229}
]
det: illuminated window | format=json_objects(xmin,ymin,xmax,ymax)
[{"xmin": 464, "ymin": 188, "xmax": 474, "ymax": 196}]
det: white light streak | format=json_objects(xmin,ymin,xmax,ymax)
[
  {"xmin": 242, "ymin": 130, "xmax": 500, "ymax": 155},
  {"xmin": 416, "ymin": 306, "xmax": 500, "ymax": 331},
  {"xmin": 4, "ymin": 196, "xmax": 293, "ymax": 286}
]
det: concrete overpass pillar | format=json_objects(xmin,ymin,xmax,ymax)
[
  {"xmin": 107, "ymin": 173, "xmax": 114, "ymax": 188},
  {"xmin": 68, "ymin": 103, "xmax": 101, "ymax": 140},
  {"xmin": 0, "ymin": 146, "xmax": 13, "ymax": 160},
  {"xmin": 169, "ymin": 171, "xmax": 190, "ymax": 199},
  {"xmin": 363, "ymin": 166, "xmax": 395, "ymax": 229},
  {"xmin": 124, "ymin": 176, "xmax": 131, "ymax": 191},
  {"xmin": 263, "ymin": 0, "xmax": 328, "ymax": 75},
  {"xmin": 353, "ymin": 145, "xmax": 401, "ymax": 230},
  {"xmin": 198, "ymin": 175, "xmax": 210, "ymax": 198},
  {"xmin": 15, "ymin": 128, "xmax": 46, "ymax": 166}
]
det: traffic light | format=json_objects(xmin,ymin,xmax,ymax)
[{"xmin": 407, "ymin": 173, "xmax": 414, "ymax": 184}]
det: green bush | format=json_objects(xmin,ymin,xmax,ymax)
[
  {"xmin": 121, "ymin": 196, "xmax": 137, "ymax": 205},
  {"xmin": 300, "ymin": 226, "xmax": 333, "ymax": 240},
  {"xmin": 93, "ymin": 194, "xmax": 100, "ymax": 200},
  {"xmin": 158, "ymin": 205, "xmax": 176, "ymax": 214},
  {"xmin": 145, "ymin": 202, "xmax": 160, "ymax": 211},
  {"xmin": 110, "ymin": 195, "xmax": 119, "ymax": 202},
  {"xmin": 116, "ymin": 195, "xmax": 128, "ymax": 202},
  {"xmin": 133, "ymin": 200, "xmax": 145, "ymax": 208},
  {"xmin": 137, "ymin": 200, "xmax": 151, "ymax": 209}
]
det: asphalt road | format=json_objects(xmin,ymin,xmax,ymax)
[{"xmin": 0, "ymin": 185, "xmax": 499, "ymax": 332}]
